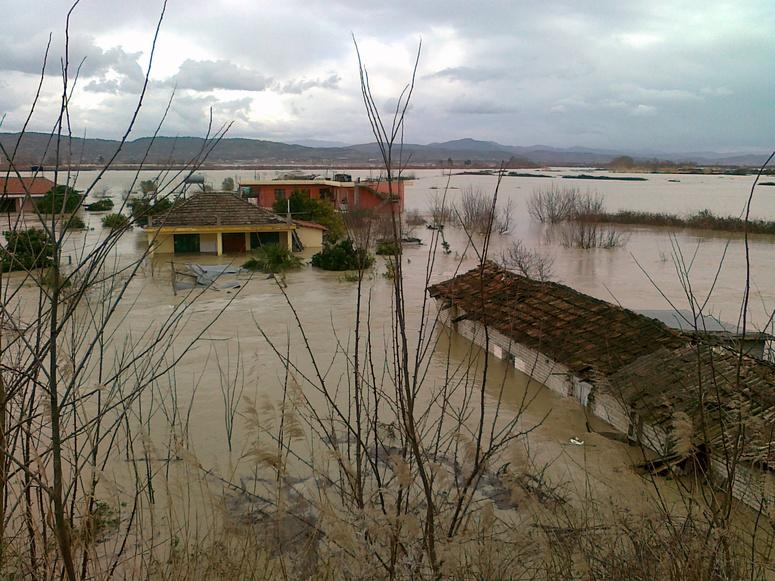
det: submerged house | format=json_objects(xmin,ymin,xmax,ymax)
[
  {"xmin": 239, "ymin": 174, "xmax": 404, "ymax": 214},
  {"xmin": 144, "ymin": 191, "xmax": 322, "ymax": 254},
  {"xmin": 0, "ymin": 176, "xmax": 56, "ymax": 212},
  {"xmin": 427, "ymin": 262, "xmax": 685, "ymax": 406},
  {"xmin": 428, "ymin": 262, "xmax": 775, "ymax": 510}
]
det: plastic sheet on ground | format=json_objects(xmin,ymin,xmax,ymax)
[{"xmin": 175, "ymin": 263, "xmax": 249, "ymax": 291}]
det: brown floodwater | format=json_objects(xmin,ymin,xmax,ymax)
[{"xmin": 6, "ymin": 167, "xmax": 775, "ymax": 522}]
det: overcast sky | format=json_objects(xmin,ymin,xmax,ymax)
[{"xmin": 0, "ymin": 0, "xmax": 772, "ymax": 152}]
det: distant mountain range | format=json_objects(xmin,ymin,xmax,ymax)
[{"xmin": 0, "ymin": 132, "xmax": 769, "ymax": 169}]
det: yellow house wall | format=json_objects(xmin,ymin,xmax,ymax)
[
  {"xmin": 145, "ymin": 225, "xmax": 295, "ymax": 254},
  {"xmin": 148, "ymin": 232, "xmax": 174, "ymax": 253},
  {"xmin": 297, "ymin": 226, "xmax": 324, "ymax": 249}
]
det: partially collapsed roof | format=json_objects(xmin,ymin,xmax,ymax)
[
  {"xmin": 427, "ymin": 262, "xmax": 685, "ymax": 377},
  {"xmin": 147, "ymin": 192, "xmax": 290, "ymax": 228},
  {"xmin": 606, "ymin": 344, "xmax": 775, "ymax": 469}
]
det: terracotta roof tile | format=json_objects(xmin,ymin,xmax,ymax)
[
  {"xmin": 427, "ymin": 261, "xmax": 686, "ymax": 376},
  {"xmin": 151, "ymin": 192, "xmax": 290, "ymax": 228},
  {"xmin": 0, "ymin": 177, "xmax": 56, "ymax": 196}
]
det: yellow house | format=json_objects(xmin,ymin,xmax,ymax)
[
  {"xmin": 144, "ymin": 191, "xmax": 296, "ymax": 255},
  {"xmin": 292, "ymin": 219, "xmax": 326, "ymax": 249}
]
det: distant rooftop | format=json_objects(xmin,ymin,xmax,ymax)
[{"xmin": 0, "ymin": 176, "xmax": 55, "ymax": 197}]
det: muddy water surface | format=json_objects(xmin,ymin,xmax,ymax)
[{"xmin": 9, "ymin": 168, "xmax": 775, "ymax": 516}]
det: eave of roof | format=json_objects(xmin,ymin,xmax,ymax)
[
  {"xmin": 427, "ymin": 261, "xmax": 686, "ymax": 377},
  {"xmin": 293, "ymin": 219, "xmax": 327, "ymax": 231}
]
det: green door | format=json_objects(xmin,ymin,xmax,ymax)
[{"xmin": 173, "ymin": 233, "xmax": 200, "ymax": 253}]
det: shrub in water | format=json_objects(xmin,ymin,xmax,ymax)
[
  {"xmin": 84, "ymin": 198, "xmax": 114, "ymax": 212},
  {"xmin": 311, "ymin": 238, "xmax": 374, "ymax": 271},
  {"xmin": 65, "ymin": 215, "xmax": 86, "ymax": 229},
  {"xmin": 35, "ymin": 185, "xmax": 84, "ymax": 213},
  {"xmin": 376, "ymin": 240, "xmax": 401, "ymax": 255},
  {"xmin": 1, "ymin": 228, "xmax": 54, "ymax": 272},
  {"xmin": 243, "ymin": 244, "xmax": 303, "ymax": 274},
  {"xmin": 101, "ymin": 213, "xmax": 130, "ymax": 230}
]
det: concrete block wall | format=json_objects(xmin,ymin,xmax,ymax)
[{"xmin": 438, "ymin": 304, "xmax": 573, "ymax": 399}]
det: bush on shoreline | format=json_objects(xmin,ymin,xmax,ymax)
[{"xmin": 528, "ymin": 185, "xmax": 775, "ymax": 235}]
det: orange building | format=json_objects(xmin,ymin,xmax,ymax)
[
  {"xmin": 0, "ymin": 176, "xmax": 56, "ymax": 212},
  {"xmin": 238, "ymin": 174, "xmax": 404, "ymax": 214}
]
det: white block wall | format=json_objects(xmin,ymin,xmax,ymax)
[
  {"xmin": 438, "ymin": 304, "xmax": 575, "ymax": 399},
  {"xmin": 709, "ymin": 457, "xmax": 775, "ymax": 511}
]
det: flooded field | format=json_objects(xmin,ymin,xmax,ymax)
[
  {"xmin": 62, "ymin": 166, "xmax": 775, "ymax": 329},
  {"xmin": 4, "ymin": 167, "xmax": 774, "ymax": 575}
]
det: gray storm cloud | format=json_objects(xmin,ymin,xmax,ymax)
[{"xmin": 0, "ymin": 0, "xmax": 771, "ymax": 152}]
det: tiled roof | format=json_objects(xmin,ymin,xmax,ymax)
[
  {"xmin": 427, "ymin": 261, "xmax": 685, "ymax": 377},
  {"xmin": 293, "ymin": 219, "xmax": 327, "ymax": 231},
  {"xmin": 606, "ymin": 345, "xmax": 775, "ymax": 468},
  {"xmin": 150, "ymin": 192, "xmax": 290, "ymax": 228},
  {"xmin": 0, "ymin": 177, "xmax": 56, "ymax": 196}
]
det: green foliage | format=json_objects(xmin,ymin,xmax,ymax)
[
  {"xmin": 101, "ymin": 213, "xmax": 130, "ymax": 230},
  {"xmin": 242, "ymin": 244, "xmax": 303, "ymax": 274},
  {"xmin": 221, "ymin": 177, "xmax": 235, "ymax": 191},
  {"xmin": 272, "ymin": 191, "xmax": 345, "ymax": 241},
  {"xmin": 376, "ymin": 240, "xmax": 401, "ymax": 255},
  {"xmin": 339, "ymin": 271, "xmax": 362, "ymax": 282},
  {"xmin": 128, "ymin": 196, "xmax": 174, "ymax": 226},
  {"xmin": 1, "ymin": 228, "xmax": 54, "ymax": 272},
  {"xmin": 311, "ymin": 238, "xmax": 374, "ymax": 271},
  {"xmin": 140, "ymin": 179, "xmax": 157, "ymax": 194},
  {"xmin": 84, "ymin": 198, "xmax": 114, "ymax": 211},
  {"xmin": 35, "ymin": 185, "xmax": 83, "ymax": 214},
  {"xmin": 65, "ymin": 215, "xmax": 86, "ymax": 229}
]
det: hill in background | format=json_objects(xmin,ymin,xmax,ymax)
[{"xmin": 0, "ymin": 132, "xmax": 769, "ymax": 169}]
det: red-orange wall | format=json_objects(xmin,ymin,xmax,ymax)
[{"xmin": 244, "ymin": 180, "xmax": 404, "ymax": 213}]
